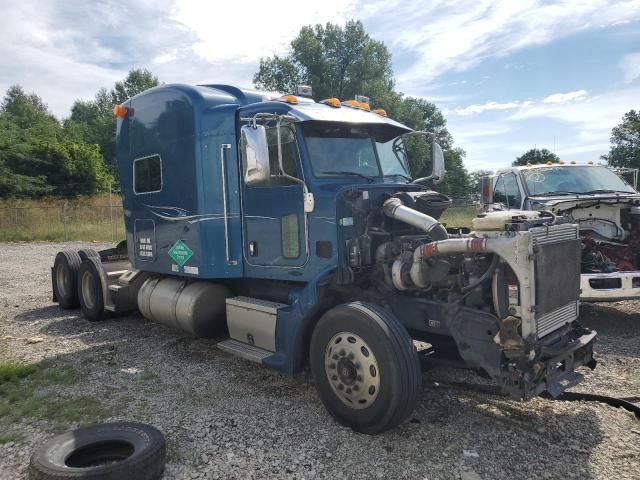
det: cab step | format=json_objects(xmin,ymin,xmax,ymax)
[{"xmin": 217, "ymin": 339, "xmax": 271, "ymax": 363}]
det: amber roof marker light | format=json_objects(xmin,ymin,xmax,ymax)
[
  {"xmin": 321, "ymin": 98, "xmax": 341, "ymax": 108},
  {"xmin": 112, "ymin": 104, "xmax": 129, "ymax": 117},
  {"xmin": 278, "ymin": 95, "xmax": 299, "ymax": 104}
]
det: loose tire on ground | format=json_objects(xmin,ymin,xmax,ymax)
[
  {"xmin": 29, "ymin": 422, "xmax": 166, "ymax": 480},
  {"xmin": 309, "ymin": 302, "xmax": 421, "ymax": 434},
  {"xmin": 78, "ymin": 257, "xmax": 106, "ymax": 322},
  {"xmin": 52, "ymin": 250, "xmax": 82, "ymax": 309}
]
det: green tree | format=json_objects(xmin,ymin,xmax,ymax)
[
  {"xmin": 468, "ymin": 169, "xmax": 493, "ymax": 194},
  {"xmin": 64, "ymin": 70, "xmax": 160, "ymax": 164},
  {"xmin": 602, "ymin": 110, "xmax": 640, "ymax": 169},
  {"xmin": 254, "ymin": 21, "xmax": 471, "ymax": 197},
  {"xmin": 0, "ymin": 85, "xmax": 114, "ymax": 197},
  {"xmin": 513, "ymin": 148, "xmax": 559, "ymax": 166},
  {"xmin": 1, "ymin": 85, "xmax": 58, "ymax": 130},
  {"xmin": 111, "ymin": 68, "xmax": 160, "ymax": 104},
  {"xmin": 254, "ymin": 20, "xmax": 394, "ymax": 102},
  {"xmin": 392, "ymin": 97, "xmax": 469, "ymax": 197}
]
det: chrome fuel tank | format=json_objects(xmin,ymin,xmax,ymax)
[{"xmin": 137, "ymin": 277, "xmax": 232, "ymax": 337}]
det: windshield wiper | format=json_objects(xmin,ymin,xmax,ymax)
[
  {"xmin": 582, "ymin": 189, "xmax": 634, "ymax": 194},
  {"xmin": 530, "ymin": 190, "xmax": 586, "ymax": 196},
  {"xmin": 320, "ymin": 171, "xmax": 375, "ymax": 181},
  {"xmin": 384, "ymin": 173, "xmax": 412, "ymax": 182}
]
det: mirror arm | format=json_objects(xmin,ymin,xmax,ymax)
[
  {"xmin": 240, "ymin": 113, "xmax": 298, "ymax": 129},
  {"xmin": 276, "ymin": 119, "xmax": 309, "ymax": 195}
]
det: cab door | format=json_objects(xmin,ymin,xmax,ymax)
[
  {"xmin": 242, "ymin": 124, "xmax": 308, "ymax": 275},
  {"xmin": 493, "ymin": 172, "xmax": 523, "ymax": 209}
]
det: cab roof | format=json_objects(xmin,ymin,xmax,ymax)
[{"xmin": 126, "ymin": 83, "xmax": 412, "ymax": 133}]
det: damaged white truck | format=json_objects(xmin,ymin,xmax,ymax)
[{"xmin": 480, "ymin": 163, "xmax": 640, "ymax": 301}]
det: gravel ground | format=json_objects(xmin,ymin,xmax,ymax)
[{"xmin": 0, "ymin": 241, "xmax": 639, "ymax": 480}]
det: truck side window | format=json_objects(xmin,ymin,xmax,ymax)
[
  {"xmin": 494, "ymin": 174, "xmax": 521, "ymax": 208},
  {"xmin": 133, "ymin": 155, "xmax": 162, "ymax": 194},
  {"xmin": 265, "ymin": 126, "xmax": 300, "ymax": 185}
]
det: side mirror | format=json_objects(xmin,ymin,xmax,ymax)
[
  {"xmin": 431, "ymin": 142, "xmax": 445, "ymax": 184},
  {"xmin": 241, "ymin": 125, "xmax": 270, "ymax": 185},
  {"xmin": 480, "ymin": 176, "xmax": 493, "ymax": 205}
]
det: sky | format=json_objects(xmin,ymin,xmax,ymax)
[{"xmin": 1, "ymin": 0, "xmax": 639, "ymax": 171}]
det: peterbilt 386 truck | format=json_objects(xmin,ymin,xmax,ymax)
[
  {"xmin": 52, "ymin": 84, "xmax": 596, "ymax": 433},
  {"xmin": 480, "ymin": 163, "xmax": 640, "ymax": 301}
]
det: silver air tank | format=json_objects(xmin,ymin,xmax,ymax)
[{"xmin": 137, "ymin": 277, "xmax": 232, "ymax": 337}]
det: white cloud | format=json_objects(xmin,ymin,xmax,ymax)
[
  {"xmin": 440, "ymin": 84, "xmax": 639, "ymax": 170},
  {"xmin": 171, "ymin": 0, "xmax": 357, "ymax": 63},
  {"xmin": 0, "ymin": 1, "xmax": 188, "ymax": 117},
  {"xmin": 542, "ymin": 90, "xmax": 588, "ymax": 104},
  {"xmin": 449, "ymin": 89, "xmax": 589, "ymax": 117},
  {"xmin": 452, "ymin": 100, "xmax": 532, "ymax": 116},
  {"xmin": 0, "ymin": 0, "xmax": 358, "ymax": 118},
  {"xmin": 620, "ymin": 52, "xmax": 640, "ymax": 83},
  {"xmin": 364, "ymin": 0, "xmax": 640, "ymax": 91},
  {"xmin": 509, "ymin": 86, "xmax": 638, "ymax": 129}
]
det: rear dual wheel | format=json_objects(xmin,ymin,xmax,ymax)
[
  {"xmin": 310, "ymin": 302, "xmax": 421, "ymax": 434},
  {"xmin": 53, "ymin": 251, "xmax": 82, "ymax": 309},
  {"xmin": 78, "ymin": 257, "xmax": 106, "ymax": 322}
]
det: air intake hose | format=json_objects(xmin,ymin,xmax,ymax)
[{"xmin": 383, "ymin": 197, "xmax": 449, "ymax": 240}]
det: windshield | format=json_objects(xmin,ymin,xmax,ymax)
[
  {"xmin": 522, "ymin": 166, "xmax": 636, "ymax": 196},
  {"xmin": 377, "ymin": 137, "xmax": 410, "ymax": 177},
  {"xmin": 301, "ymin": 123, "xmax": 410, "ymax": 179}
]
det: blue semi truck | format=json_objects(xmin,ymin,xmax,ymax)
[{"xmin": 52, "ymin": 84, "xmax": 596, "ymax": 433}]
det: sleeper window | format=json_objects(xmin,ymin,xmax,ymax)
[{"xmin": 134, "ymin": 155, "xmax": 162, "ymax": 194}]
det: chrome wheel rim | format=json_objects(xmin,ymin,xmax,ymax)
[
  {"xmin": 55, "ymin": 263, "xmax": 69, "ymax": 298},
  {"xmin": 324, "ymin": 332, "xmax": 380, "ymax": 409},
  {"xmin": 81, "ymin": 271, "xmax": 96, "ymax": 309}
]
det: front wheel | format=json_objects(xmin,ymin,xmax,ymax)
[{"xmin": 310, "ymin": 302, "xmax": 421, "ymax": 434}]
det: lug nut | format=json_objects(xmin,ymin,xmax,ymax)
[
  {"xmin": 332, "ymin": 354, "xmax": 338, "ymax": 360},
  {"xmin": 353, "ymin": 385, "xmax": 359, "ymax": 391},
  {"xmin": 339, "ymin": 349, "xmax": 346, "ymax": 356},
  {"xmin": 337, "ymin": 384, "xmax": 344, "ymax": 390},
  {"xmin": 331, "ymin": 375, "xmax": 338, "ymax": 381},
  {"xmin": 347, "ymin": 352, "xmax": 354, "ymax": 360},
  {"xmin": 357, "ymin": 375, "xmax": 363, "ymax": 382},
  {"xmin": 329, "ymin": 363, "xmax": 336, "ymax": 369},
  {"xmin": 346, "ymin": 388, "xmax": 352, "ymax": 394}
]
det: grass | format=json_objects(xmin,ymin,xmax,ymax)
[
  {"xmin": 0, "ymin": 195, "xmax": 124, "ymax": 242},
  {"xmin": 0, "ymin": 196, "xmax": 479, "ymax": 242},
  {"xmin": 0, "ymin": 362, "xmax": 38, "ymax": 382},
  {"xmin": 0, "ymin": 360, "xmax": 108, "ymax": 425},
  {"xmin": 440, "ymin": 205, "xmax": 477, "ymax": 229}
]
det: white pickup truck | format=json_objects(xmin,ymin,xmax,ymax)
[{"xmin": 480, "ymin": 163, "xmax": 640, "ymax": 301}]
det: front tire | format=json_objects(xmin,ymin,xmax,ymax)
[{"xmin": 310, "ymin": 302, "xmax": 421, "ymax": 434}]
